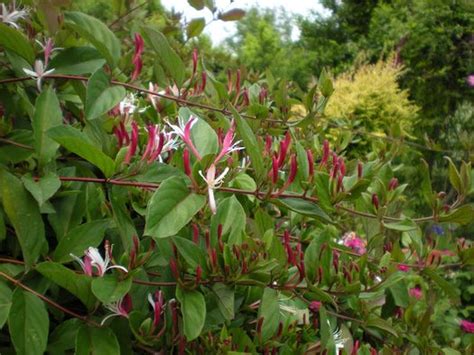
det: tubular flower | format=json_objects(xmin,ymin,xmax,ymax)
[
  {"xmin": 22, "ymin": 60, "xmax": 55, "ymax": 91},
  {"xmin": 167, "ymin": 116, "xmax": 202, "ymax": 160},
  {"xmin": 101, "ymin": 294, "xmax": 133, "ymax": 325},
  {"xmin": 199, "ymin": 164, "xmax": 229, "ymax": 214},
  {"xmin": 124, "ymin": 121, "xmax": 139, "ymax": 164},
  {"xmin": 131, "ymin": 33, "xmax": 144, "ymax": 81},
  {"xmin": 0, "ymin": 1, "xmax": 29, "ymax": 29},
  {"xmin": 71, "ymin": 246, "xmax": 128, "ymax": 277},
  {"xmin": 214, "ymin": 121, "xmax": 243, "ymax": 163},
  {"xmin": 460, "ymin": 319, "xmax": 474, "ymax": 333},
  {"xmin": 148, "ymin": 291, "xmax": 165, "ymax": 328},
  {"xmin": 342, "ymin": 232, "xmax": 367, "ymax": 255},
  {"xmin": 141, "ymin": 124, "xmax": 178, "ymax": 163}
]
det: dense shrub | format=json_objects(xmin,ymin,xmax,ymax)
[{"xmin": 0, "ymin": 2, "xmax": 472, "ymax": 354}]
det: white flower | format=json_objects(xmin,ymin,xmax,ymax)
[
  {"xmin": 0, "ymin": 1, "xmax": 29, "ymax": 29},
  {"xmin": 100, "ymin": 295, "xmax": 132, "ymax": 325},
  {"xmin": 70, "ymin": 246, "xmax": 128, "ymax": 277},
  {"xmin": 22, "ymin": 60, "xmax": 54, "ymax": 91},
  {"xmin": 199, "ymin": 164, "xmax": 229, "ymax": 214}
]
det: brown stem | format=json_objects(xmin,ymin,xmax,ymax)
[
  {"xmin": 0, "ymin": 271, "xmax": 101, "ymax": 327},
  {"xmin": 0, "ymin": 138, "xmax": 33, "ymax": 150}
]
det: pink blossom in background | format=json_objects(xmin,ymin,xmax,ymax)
[
  {"xmin": 397, "ymin": 264, "xmax": 410, "ymax": 272},
  {"xmin": 460, "ymin": 319, "xmax": 474, "ymax": 333},
  {"xmin": 409, "ymin": 286, "xmax": 423, "ymax": 300},
  {"xmin": 342, "ymin": 232, "xmax": 367, "ymax": 255},
  {"xmin": 467, "ymin": 75, "xmax": 474, "ymax": 87}
]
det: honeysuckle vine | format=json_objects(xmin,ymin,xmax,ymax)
[{"xmin": 1, "ymin": 11, "xmax": 473, "ymax": 354}]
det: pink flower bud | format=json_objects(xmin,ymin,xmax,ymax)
[
  {"xmin": 192, "ymin": 48, "xmax": 198, "ymax": 77},
  {"xmin": 170, "ymin": 259, "xmax": 179, "ymax": 279},
  {"xmin": 271, "ymin": 156, "xmax": 279, "ymax": 184},
  {"xmin": 192, "ymin": 224, "xmax": 199, "ymax": 244},
  {"xmin": 388, "ymin": 177, "xmax": 399, "ymax": 191},
  {"xmin": 372, "ymin": 193, "xmax": 379, "ymax": 209},
  {"xmin": 338, "ymin": 157, "xmax": 346, "ymax": 176},
  {"xmin": 309, "ymin": 301, "xmax": 321, "ymax": 313},
  {"xmin": 306, "ymin": 149, "xmax": 314, "ymax": 177},
  {"xmin": 320, "ymin": 139, "xmax": 330, "ymax": 167},
  {"xmin": 200, "ymin": 72, "xmax": 207, "ymax": 93},
  {"xmin": 124, "ymin": 121, "xmax": 138, "ymax": 164},
  {"xmin": 397, "ymin": 264, "xmax": 410, "ymax": 272},
  {"xmin": 141, "ymin": 124, "xmax": 156, "ymax": 161},
  {"xmin": 277, "ymin": 132, "xmax": 291, "ymax": 168},
  {"xmin": 265, "ymin": 135, "xmax": 272, "ymax": 155},
  {"xmin": 242, "ymin": 88, "xmax": 249, "ymax": 106},
  {"xmin": 235, "ymin": 69, "xmax": 241, "ymax": 97},
  {"xmin": 195, "ymin": 265, "xmax": 202, "ymax": 284},
  {"xmin": 357, "ymin": 161, "xmax": 363, "ymax": 178},
  {"xmin": 131, "ymin": 33, "xmax": 144, "ymax": 81},
  {"xmin": 286, "ymin": 154, "xmax": 297, "ymax": 186},
  {"xmin": 183, "ymin": 148, "xmax": 192, "ymax": 176}
]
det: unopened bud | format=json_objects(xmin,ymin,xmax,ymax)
[
  {"xmin": 309, "ymin": 301, "xmax": 322, "ymax": 313},
  {"xmin": 271, "ymin": 156, "xmax": 279, "ymax": 184},
  {"xmin": 388, "ymin": 177, "xmax": 398, "ymax": 191},
  {"xmin": 192, "ymin": 224, "xmax": 199, "ymax": 244},
  {"xmin": 306, "ymin": 149, "xmax": 314, "ymax": 177},
  {"xmin": 320, "ymin": 139, "xmax": 330, "ymax": 167},
  {"xmin": 357, "ymin": 161, "xmax": 363, "ymax": 179},
  {"xmin": 372, "ymin": 193, "xmax": 379, "ymax": 210},
  {"xmin": 195, "ymin": 265, "xmax": 202, "ymax": 284}
]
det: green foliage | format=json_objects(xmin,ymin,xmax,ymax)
[
  {"xmin": 0, "ymin": 2, "xmax": 472, "ymax": 354},
  {"xmin": 324, "ymin": 58, "xmax": 419, "ymax": 138}
]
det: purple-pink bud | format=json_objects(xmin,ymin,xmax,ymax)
[
  {"xmin": 183, "ymin": 148, "xmax": 191, "ymax": 176},
  {"xmin": 277, "ymin": 132, "xmax": 291, "ymax": 168},
  {"xmin": 388, "ymin": 177, "xmax": 399, "ymax": 191},
  {"xmin": 372, "ymin": 193, "xmax": 379, "ymax": 209},
  {"xmin": 460, "ymin": 319, "xmax": 474, "ymax": 333},
  {"xmin": 309, "ymin": 301, "xmax": 321, "ymax": 313},
  {"xmin": 306, "ymin": 149, "xmax": 314, "ymax": 177},
  {"xmin": 357, "ymin": 161, "xmax": 363, "ymax": 179},
  {"xmin": 124, "ymin": 121, "xmax": 138, "ymax": 164}
]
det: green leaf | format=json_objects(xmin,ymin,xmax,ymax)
[
  {"xmin": 0, "ymin": 282, "xmax": 12, "ymax": 328},
  {"xmin": 85, "ymin": 68, "xmax": 126, "ymax": 120},
  {"xmin": 8, "ymin": 289, "xmax": 49, "ymax": 355},
  {"xmin": 0, "ymin": 23, "xmax": 34, "ymax": 63},
  {"xmin": 212, "ymin": 283, "xmax": 234, "ymax": 320},
  {"xmin": 48, "ymin": 125, "xmax": 115, "ymax": 177},
  {"xmin": 389, "ymin": 280, "xmax": 409, "ymax": 308},
  {"xmin": 439, "ymin": 204, "xmax": 474, "ymax": 225},
  {"xmin": 422, "ymin": 268, "xmax": 459, "ymax": 303},
  {"xmin": 180, "ymin": 107, "xmax": 218, "ymax": 157},
  {"xmin": 47, "ymin": 319, "xmax": 81, "ymax": 354},
  {"xmin": 257, "ymin": 288, "xmax": 280, "ymax": 341},
  {"xmin": 36, "ymin": 262, "xmax": 96, "ymax": 309},
  {"xmin": 142, "ymin": 27, "xmax": 186, "ymax": 86},
  {"xmin": 172, "ymin": 236, "xmax": 207, "ymax": 269},
  {"xmin": 22, "ymin": 172, "xmax": 61, "ymax": 208},
  {"xmin": 365, "ymin": 316, "xmax": 398, "ymax": 337},
  {"xmin": 33, "ymin": 87, "xmax": 63, "ymax": 167},
  {"xmin": 445, "ymin": 157, "xmax": 462, "ymax": 194},
  {"xmin": 230, "ymin": 106, "xmax": 265, "ymax": 179},
  {"xmin": 176, "ymin": 287, "xmax": 206, "ymax": 341},
  {"xmin": 48, "ymin": 47, "xmax": 106, "ymax": 75},
  {"xmin": 0, "ymin": 170, "xmax": 46, "ymax": 267},
  {"xmin": 274, "ymin": 197, "xmax": 331, "ymax": 222},
  {"xmin": 188, "ymin": 0, "xmax": 205, "ymax": 10},
  {"xmin": 109, "ymin": 185, "xmax": 137, "ymax": 251},
  {"xmin": 91, "ymin": 276, "xmax": 132, "ymax": 304},
  {"xmin": 211, "ymin": 196, "xmax": 246, "ymax": 245},
  {"xmin": 75, "ymin": 326, "xmax": 120, "ymax": 355},
  {"xmin": 218, "ymin": 9, "xmax": 246, "ymax": 21},
  {"xmin": 319, "ymin": 306, "xmax": 334, "ymax": 349},
  {"xmin": 383, "ymin": 219, "xmax": 417, "ymax": 232},
  {"xmin": 64, "ymin": 11, "xmax": 121, "ymax": 67},
  {"xmin": 187, "ymin": 18, "xmax": 206, "ymax": 38},
  {"xmin": 144, "ymin": 177, "xmax": 206, "ymax": 239},
  {"xmin": 53, "ymin": 219, "xmax": 110, "ymax": 262}
]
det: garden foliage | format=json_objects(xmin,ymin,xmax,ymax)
[{"xmin": 0, "ymin": 1, "xmax": 473, "ymax": 354}]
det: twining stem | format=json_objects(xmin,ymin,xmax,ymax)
[{"xmin": 0, "ymin": 271, "xmax": 101, "ymax": 327}]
